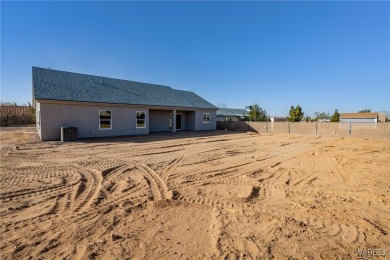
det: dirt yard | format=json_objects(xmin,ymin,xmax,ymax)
[{"xmin": 0, "ymin": 128, "xmax": 389, "ymax": 259}]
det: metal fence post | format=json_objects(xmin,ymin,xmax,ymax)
[
  {"xmin": 316, "ymin": 123, "xmax": 318, "ymax": 136},
  {"xmin": 349, "ymin": 122, "xmax": 352, "ymax": 137},
  {"xmin": 288, "ymin": 122, "xmax": 290, "ymax": 134}
]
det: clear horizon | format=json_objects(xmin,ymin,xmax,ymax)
[{"xmin": 1, "ymin": 1, "xmax": 389, "ymax": 117}]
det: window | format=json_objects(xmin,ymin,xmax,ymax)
[
  {"xmin": 99, "ymin": 110, "xmax": 111, "ymax": 130},
  {"xmin": 136, "ymin": 111, "xmax": 146, "ymax": 128},
  {"xmin": 203, "ymin": 113, "xmax": 210, "ymax": 123}
]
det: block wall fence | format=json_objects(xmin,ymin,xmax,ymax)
[{"xmin": 217, "ymin": 121, "xmax": 390, "ymax": 140}]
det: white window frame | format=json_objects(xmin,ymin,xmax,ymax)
[
  {"xmin": 203, "ymin": 113, "xmax": 210, "ymax": 124},
  {"xmin": 99, "ymin": 110, "xmax": 112, "ymax": 130},
  {"xmin": 136, "ymin": 111, "xmax": 146, "ymax": 128}
]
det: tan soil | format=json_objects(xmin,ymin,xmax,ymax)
[{"xmin": 0, "ymin": 129, "xmax": 389, "ymax": 259}]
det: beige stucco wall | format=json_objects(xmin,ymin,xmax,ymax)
[
  {"xmin": 35, "ymin": 102, "xmax": 41, "ymax": 138},
  {"xmin": 37, "ymin": 101, "xmax": 149, "ymax": 140},
  {"xmin": 185, "ymin": 111, "xmax": 196, "ymax": 131},
  {"xmin": 36, "ymin": 100, "xmax": 217, "ymax": 140},
  {"xmin": 194, "ymin": 110, "xmax": 217, "ymax": 131},
  {"xmin": 149, "ymin": 110, "xmax": 170, "ymax": 132}
]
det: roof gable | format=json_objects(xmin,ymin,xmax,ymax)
[
  {"xmin": 217, "ymin": 108, "xmax": 248, "ymax": 117},
  {"xmin": 32, "ymin": 67, "xmax": 217, "ymax": 109}
]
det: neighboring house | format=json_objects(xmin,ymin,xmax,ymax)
[
  {"xmin": 340, "ymin": 113, "xmax": 378, "ymax": 123},
  {"xmin": 32, "ymin": 67, "xmax": 217, "ymax": 141},
  {"xmin": 216, "ymin": 108, "xmax": 248, "ymax": 122},
  {"xmin": 270, "ymin": 117, "xmax": 288, "ymax": 122},
  {"xmin": 378, "ymin": 112, "xmax": 387, "ymax": 122},
  {"xmin": 317, "ymin": 119, "xmax": 330, "ymax": 122}
]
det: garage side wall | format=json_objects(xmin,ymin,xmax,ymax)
[
  {"xmin": 39, "ymin": 102, "xmax": 149, "ymax": 140},
  {"xmin": 35, "ymin": 101, "xmax": 42, "ymax": 139}
]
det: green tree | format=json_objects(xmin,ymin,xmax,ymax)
[
  {"xmin": 288, "ymin": 105, "xmax": 304, "ymax": 122},
  {"xmin": 249, "ymin": 103, "xmax": 268, "ymax": 121},
  {"xmin": 330, "ymin": 109, "xmax": 340, "ymax": 122},
  {"xmin": 358, "ymin": 108, "xmax": 371, "ymax": 113},
  {"xmin": 314, "ymin": 112, "xmax": 330, "ymax": 121}
]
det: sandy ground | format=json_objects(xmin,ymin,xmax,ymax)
[{"xmin": 0, "ymin": 128, "xmax": 389, "ymax": 259}]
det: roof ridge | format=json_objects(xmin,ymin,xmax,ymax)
[{"xmin": 32, "ymin": 66, "xmax": 172, "ymax": 89}]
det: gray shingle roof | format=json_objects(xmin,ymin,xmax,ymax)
[
  {"xmin": 32, "ymin": 67, "xmax": 217, "ymax": 109},
  {"xmin": 217, "ymin": 108, "xmax": 248, "ymax": 117}
]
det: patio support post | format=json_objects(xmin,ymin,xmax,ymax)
[{"xmin": 172, "ymin": 110, "xmax": 177, "ymax": 133}]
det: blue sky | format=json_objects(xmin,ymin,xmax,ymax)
[{"xmin": 1, "ymin": 1, "xmax": 389, "ymax": 117}]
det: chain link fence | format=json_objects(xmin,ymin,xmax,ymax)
[{"xmin": 217, "ymin": 121, "xmax": 390, "ymax": 140}]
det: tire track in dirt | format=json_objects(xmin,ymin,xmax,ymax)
[
  {"xmin": 168, "ymin": 141, "xmax": 315, "ymax": 193},
  {"xmin": 93, "ymin": 166, "xmax": 150, "ymax": 209},
  {"xmin": 161, "ymin": 157, "xmax": 184, "ymax": 184},
  {"xmin": 70, "ymin": 167, "xmax": 102, "ymax": 213},
  {"xmin": 137, "ymin": 164, "xmax": 170, "ymax": 200},
  {"xmin": 0, "ymin": 172, "xmax": 80, "ymax": 202},
  {"xmin": 2, "ymin": 130, "xmax": 389, "ymax": 259}
]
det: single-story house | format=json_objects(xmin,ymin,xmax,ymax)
[
  {"xmin": 269, "ymin": 117, "xmax": 288, "ymax": 122},
  {"xmin": 32, "ymin": 67, "xmax": 217, "ymax": 141},
  {"xmin": 216, "ymin": 108, "xmax": 249, "ymax": 121},
  {"xmin": 340, "ymin": 113, "xmax": 378, "ymax": 123},
  {"xmin": 378, "ymin": 112, "xmax": 387, "ymax": 122}
]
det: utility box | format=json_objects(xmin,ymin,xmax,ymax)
[{"xmin": 61, "ymin": 127, "xmax": 78, "ymax": 142}]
